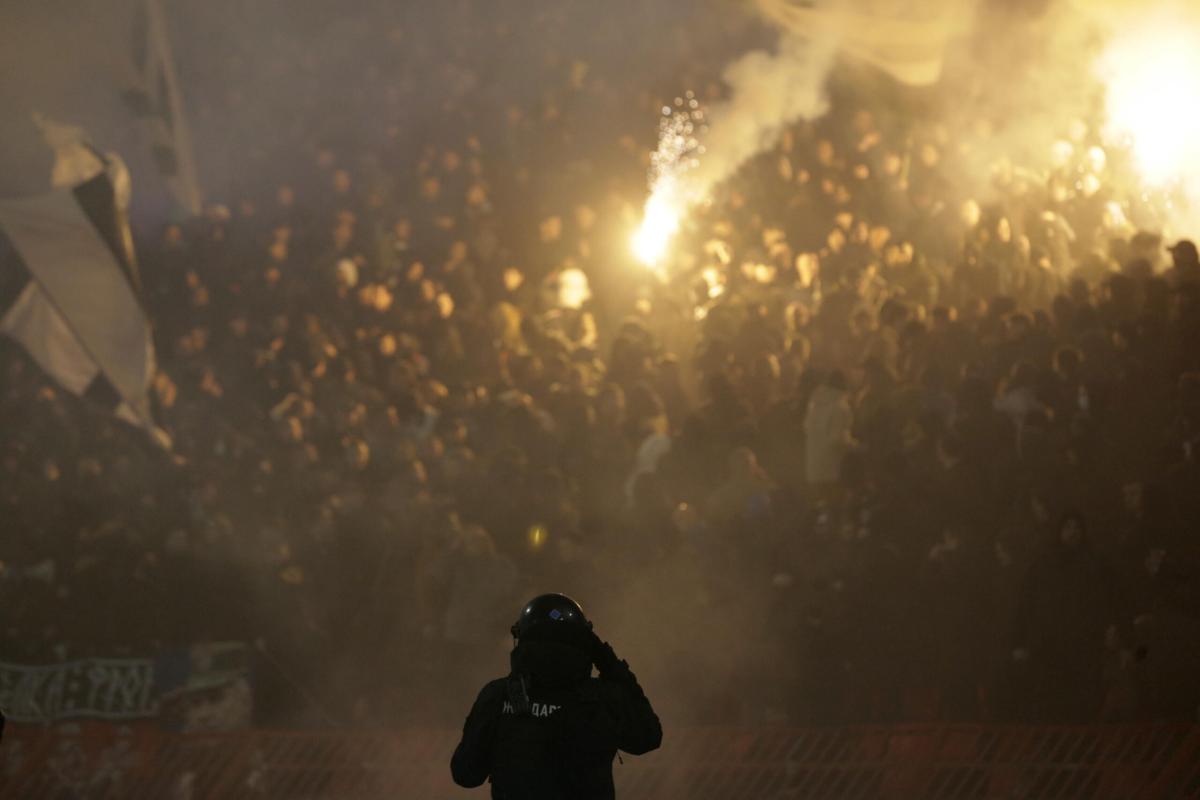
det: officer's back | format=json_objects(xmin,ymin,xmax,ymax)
[{"xmin": 450, "ymin": 594, "xmax": 662, "ymax": 799}]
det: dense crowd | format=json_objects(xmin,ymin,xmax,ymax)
[{"xmin": 2, "ymin": 0, "xmax": 1199, "ymax": 728}]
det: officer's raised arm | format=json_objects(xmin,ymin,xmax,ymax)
[{"xmin": 590, "ymin": 633, "xmax": 663, "ymax": 756}]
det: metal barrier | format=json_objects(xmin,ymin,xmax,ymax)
[{"xmin": 3, "ymin": 722, "xmax": 1199, "ymax": 799}]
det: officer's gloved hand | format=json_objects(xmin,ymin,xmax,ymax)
[{"xmin": 587, "ymin": 630, "xmax": 624, "ymax": 677}]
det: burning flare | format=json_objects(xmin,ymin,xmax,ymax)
[
  {"xmin": 1100, "ymin": 14, "xmax": 1200, "ymax": 188},
  {"xmin": 631, "ymin": 95, "xmax": 706, "ymax": 269},
  {"xmin": 632, "ymin": 179, "xmax": 685, "ymax": 267}
]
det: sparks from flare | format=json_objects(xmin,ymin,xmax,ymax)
[{"xmin": 632, "ymin": 94, "xmax": 707, "ymax": 270}]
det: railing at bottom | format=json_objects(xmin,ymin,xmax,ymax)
[{"xmin": 2, "ymin": 722, "xmax": 1198, "ymax": 799}]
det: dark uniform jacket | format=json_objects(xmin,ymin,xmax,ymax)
[{"xmin": 450, "ymin": 639, "xmax": 662, "ymax": 799}]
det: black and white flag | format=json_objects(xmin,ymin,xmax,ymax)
[{"xmin": 0, "ymin": 159, "xmax": 167, "ymax": 446}]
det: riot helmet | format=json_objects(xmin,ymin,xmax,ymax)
[{"xmin": 511, "ymin": 593, "xmax": 592, "ymax": 643}]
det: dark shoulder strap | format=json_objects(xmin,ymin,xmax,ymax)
[{"xmin": 506, "ymin": 673, "xmax": 533, "ymax": 716}]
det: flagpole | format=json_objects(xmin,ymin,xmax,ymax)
[{"xmin": 144, "ymin": 0, "xmax": 202, "ymax": 216}]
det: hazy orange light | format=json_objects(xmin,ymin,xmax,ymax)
[{"xmin": 1101, "ymin": 18, "xmax": 1200, "ymax": 187}]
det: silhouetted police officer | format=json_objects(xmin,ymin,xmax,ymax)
[{"xmin": 451, "ymin": 593, "xmax": 662, "ymax": 798}]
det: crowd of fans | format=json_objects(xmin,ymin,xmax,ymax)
[{"xmin": 2, "ymin": 0, "xmax": 1198, "ymax": 728}]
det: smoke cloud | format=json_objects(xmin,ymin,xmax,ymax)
[
  {"xmin": 686, "ymin": 33, "xmax": 837, "ymax": 201},
  {"xmin": 632, "ymin": 29, "xmax": 838, "ymax": 267},
  {"xmin": 683, "ymin": 0, "xmax": 1200, "ymax": 240},
  {"xmin": 638, "ymin": 0, "xmax": 974, "ymax": 254}
]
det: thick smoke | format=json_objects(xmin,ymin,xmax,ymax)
[
  {"xmin": 645, "ymin": 0, "xmax": 971, "ymax": 234},
  {"xmin": 685, "ymin": 33, "xmax": 837, "ymax": 201},
  {"xmin": 632, "ymin": 27, "xmax": 838, "ymax": 267},
  {"xmin": 686, "ymin": 0, "xmax": 1200, "ymax": 240}
]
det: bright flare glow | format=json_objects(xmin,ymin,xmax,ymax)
[
  {"xmin": 632, "ymin": 180, "xmax": 684, "ymax": 267},
  {"xmin": 1100, "ymin": 19, "xmax": 1200, "ymax": 187}
]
